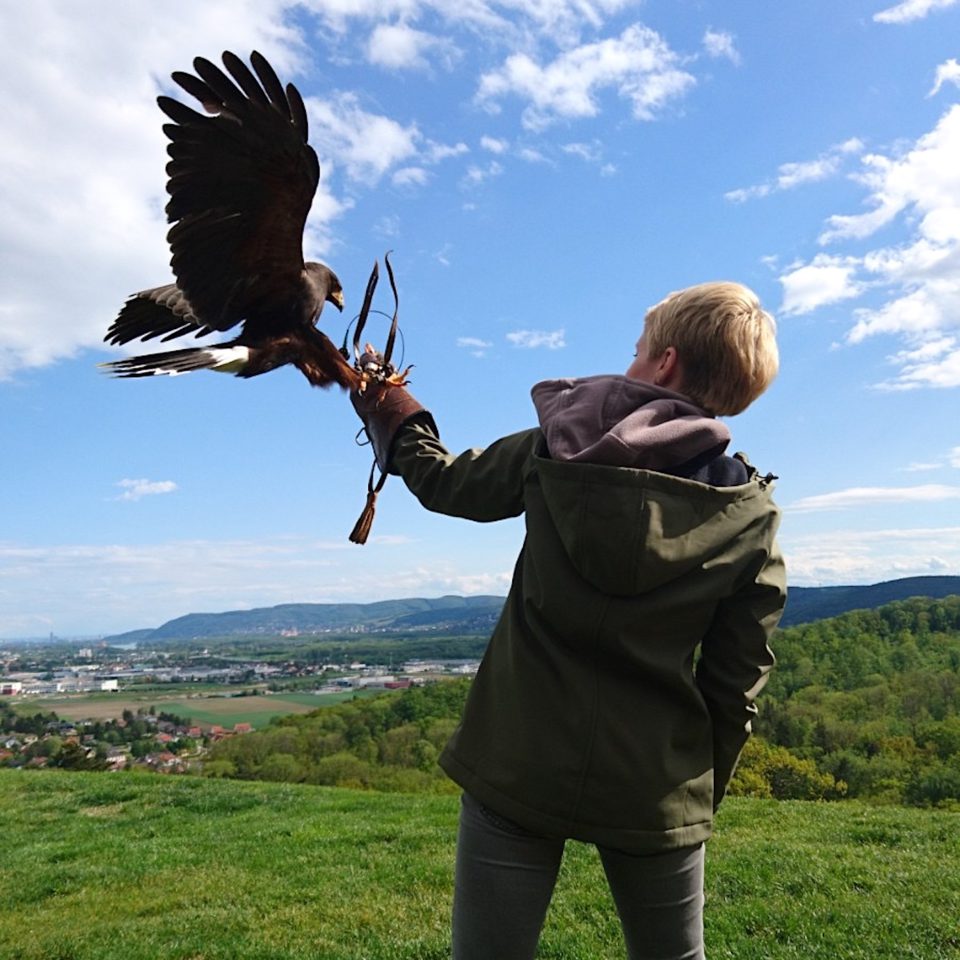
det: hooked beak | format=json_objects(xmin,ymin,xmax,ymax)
[{"xmin": 329, "ymin": 289, "xmax": 345, "ymax": 312}]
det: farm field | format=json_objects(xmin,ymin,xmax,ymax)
[
  {"xmin": 18, "ymin": 688, "xmax": 374, "ymax": 729},
  {"xmin": 2, "ymin": 769, "xmax": 959, "ymax": 959}
]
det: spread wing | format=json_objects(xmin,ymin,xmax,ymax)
[
  {"xmin": 105, "ymin": 284, "xmax": 215, "ymax": 345},
  {"xmin": 158, "ymin": 50, "xmax": 320, "ymax": 333}
]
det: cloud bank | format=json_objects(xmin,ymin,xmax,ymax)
[{"xmin": 777, "ymin": 101, "xmax": 960, "ymax": 388}]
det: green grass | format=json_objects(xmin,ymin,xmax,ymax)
[{"xmin": 1, "ymin": 770, "xmax": 958, "ymax": 959}]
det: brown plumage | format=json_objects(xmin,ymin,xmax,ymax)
[{"xmin": 102, "ymin": 50, "xmax": 358, "ymax": 388}]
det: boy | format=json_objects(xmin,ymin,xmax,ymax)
[{"xmin": 352, "ymin": 281, "xmax": 786, "ymax": 960}]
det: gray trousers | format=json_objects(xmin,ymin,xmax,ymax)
[{"xmin": 452, "ymin": 794, "xmax": 705, "ymax": 960}]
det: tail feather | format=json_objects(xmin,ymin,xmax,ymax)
[{"xmin": 99, "ymin": 345, "xmax": 250, "ymax": 378}]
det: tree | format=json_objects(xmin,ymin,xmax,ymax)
[{"xmin": 730, "ymin": 739, "xmax": 846, "ymax": 801}]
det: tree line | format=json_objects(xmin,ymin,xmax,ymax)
[
  {"xmin": 203, "ymin": 596, "xmax": 960, "ymax": 807},
  {"xmin": 740, "ymin": 595, "xmax": 960, "ymax": 806},
  {"xmin": 204, "ymin": 679, "xmax": 469, "ymax": 793}
]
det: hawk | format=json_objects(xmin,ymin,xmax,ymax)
[{"xmin": 102, "ymin": 50, "xmax": 357, "ymax": 388}]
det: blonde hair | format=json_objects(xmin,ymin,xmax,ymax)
[{"xmin": 643, "ymin": 281, "xmax": 779, "ymax": 416}]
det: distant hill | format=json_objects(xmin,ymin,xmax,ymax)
[
  {"xmin": 779, "ymin": 575, "xmax": 960, "ymax": 626},
  {"xmin": 107, "ymin": 576, "xmax": 960, "ymax": 644},
  {"xmin": 110, "ymin": 595, "xmax": 506, "ymax": 644}
]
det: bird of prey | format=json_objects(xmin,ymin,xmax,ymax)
[{"xmin": 102, "ymin": 50, "xmax": 358, "ymax": 388}]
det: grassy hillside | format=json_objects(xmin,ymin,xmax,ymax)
[{"xmin": 2, "ymin": 770, "xmax": 958, "ymax": 959}]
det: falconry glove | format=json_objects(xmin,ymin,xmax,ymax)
[
  {"xmin": 351, "ymin": 379, "xmax": 436, "ymax": 476},
  {"xmin": 347, "ymin": 373, "xmax": 434, "ymax": 546}
]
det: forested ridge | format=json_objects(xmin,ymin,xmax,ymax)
[
  {"xmin": 204, "ymin": 595, "xmax": 960, "ymax": 807},
  {"xmin": 746, "ymin": 594, "xmax": 960, "ymax": 805}
]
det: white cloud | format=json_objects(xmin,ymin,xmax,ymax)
[
  {"xmin": 374, "ymin": 214, "xmax": 401, "ymax": 238},
  {"xmin": 306, "ymin": 0, "xmax": 643, "ymax": 50},
  {"xmin": 874, "ymin": 0, "xmax": 960, "ymax": 23},
  {"xmin": 781, "ymin": 526, "xmax": 960, "ymax": 585},
  {"xmin": 562, "ymin": 140, "xmax": 615, "ymax": 173},
  {"xmin": 425, "ymin": 140, "xmax": 470, "ymax": 162},
  {"xmin": 726, "ymin": 138, "xmax": 864, "ymax": 203},
  {"xmin": 777, "ymin": 105, "xmax": 960, "ymax": 388},
  {"xmin": 476, "ymin": 23, "xmax": 695, "ymax": 130},
  {"xmin": 390, "ymin": 140, "xmax": 468, "ymax": 186},
  {"xmin": 702, "ymin": 29, "xmax": 740, "ymax": 66},
  {"xmin": 506, "ymin": 328, "xmax": 566, "ymax": 349},
  {"xmin": 480, "ymin": 135, "xmax": 509, "ymax": 154},
  {"xmin": 463, "ymin": 160, "xmax": 505, "ymax": 185},
  {"xmin": 874, "ymin": 336, "xmax": 960, "ymax": 389},
  {"xmin": 820, "ymin": 110, "xmax": 960, "ymax": 245},
  {"xmin": 307, "ymin": 93, "xmax": 421, "ymax": 185},
  {"xmin": 457, "ymin": 336, "xmax": 493, "ymax": 357},
  {"xmin": 367, "ymin": 22, "xmax": 457, "ymax": 70},
  {"xmin": 114, "ymin": 479, "xmax": 178, "ymax": 502},
  {"xmin": 788, "ymin": 484, "xmax": 960, "ymax": 512},
  {"xmin": 779, "ymin": 255, "xmax": 866, "ymax": 315},
  {"xmin": 0, "ymin": 534, "xmax": 515, "ymax": 637},
  {"xmin": 847, "ymin": 288, "xmax": 960, "ymax": 345},
  {"xmin": 904, "ymin": 446, "xmax": 960, "ymax": 470},
  {"xmin": 518, "ymin": 147, "xmax": 550, "ymax": 163},
  {"xmin": 392, "ymin": 166, "xmax": 431, "ymax": 186},
  {"xmin": 563, "ymin": 140, "xmax": 601, "ymax": 162},
  {"xmin": 930, "ymin": 58, "xmax": 960, "ymax": 96}
]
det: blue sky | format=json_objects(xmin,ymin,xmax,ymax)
[{"xmin": 2, "ymin": 0, "xmax": 959, "ymax": 638}]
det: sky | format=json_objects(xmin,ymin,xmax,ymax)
[{"xmin": 2, "ymin": 0, "xmax": 960, "ymax": 639}]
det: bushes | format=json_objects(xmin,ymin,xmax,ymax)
[
  {"xmin": 730, "ymin": 739, "xmax": 846, "ymax": 801},
  {"xmin": 204, "ymin": 680, "xmax": 469, "ymax": 793}
]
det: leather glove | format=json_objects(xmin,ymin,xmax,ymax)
[{"xmin": 351, "ymin": 381, "xmax": 436, "ymax": 475}]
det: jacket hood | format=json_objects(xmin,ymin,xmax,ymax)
[
  {"xmin": 528, "ymin": 376, "xmax": 778, "ymax": 596},
  {"xmin": 531, "ymin": 375, "xmax": 729, "ymax": 470}
]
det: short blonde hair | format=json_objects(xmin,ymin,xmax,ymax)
[{"xmin": 643, "ymin": 281, "xmax": 778, "ymax": 416}]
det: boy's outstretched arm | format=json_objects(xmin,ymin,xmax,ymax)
[{"xmin": 351, "ymin": 382, "xmax": 538, "ymax": 522}]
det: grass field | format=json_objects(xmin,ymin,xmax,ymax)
[
  {"xmin": 19, "ymin": 689, "xmax": 377, "ymax": 729},
  {"xmin": 1, "ymin": 769, "xmax": 958, "ymax": 959}
]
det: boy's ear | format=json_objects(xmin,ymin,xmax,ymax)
[{"xmin": 653, "ymin": 346, "xmax": 682, "ymax": 389}]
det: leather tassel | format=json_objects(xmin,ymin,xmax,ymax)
[
  {"xmin": 349, "ymin": 464, "xmax": 387, "ymax": 545},
  {"xmin": 349, "ymin": 487, "xmax": 378, "ymax": 545}
]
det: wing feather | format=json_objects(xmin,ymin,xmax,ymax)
[
  {"xmin": 159, "ymin": 51, "xmax": 320, "ymax": 333},
  {"xmin": 250, "ymin": 51, "xmax": 291, "ymax": 119},
  {"xmin": 170, "ymin": 71, "xmax": 221, "ymax": 113},
  {"xmin": 105, "ymin": 285, "xmax": 212, "ymax": 346},
  {"xmin": 220, "ymin": 51, "xmax": 271, "ymax": 107}
]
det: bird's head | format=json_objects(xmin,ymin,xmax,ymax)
[{"xmin": 306, "ymin": 261, "xmax": 344, "ymax": 313}]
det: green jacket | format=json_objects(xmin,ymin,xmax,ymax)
[{"xmin": 392, "ymin": 389, "xmax": 785, "ymax": 854}]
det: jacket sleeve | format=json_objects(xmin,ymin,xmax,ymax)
[
  {"xmin": 695, "ymin": 533, "xmax": 786, "ymax": 809},
  {"xmin": 390, "ymin": 420, "xmax": 541, "ymax": 522}
]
